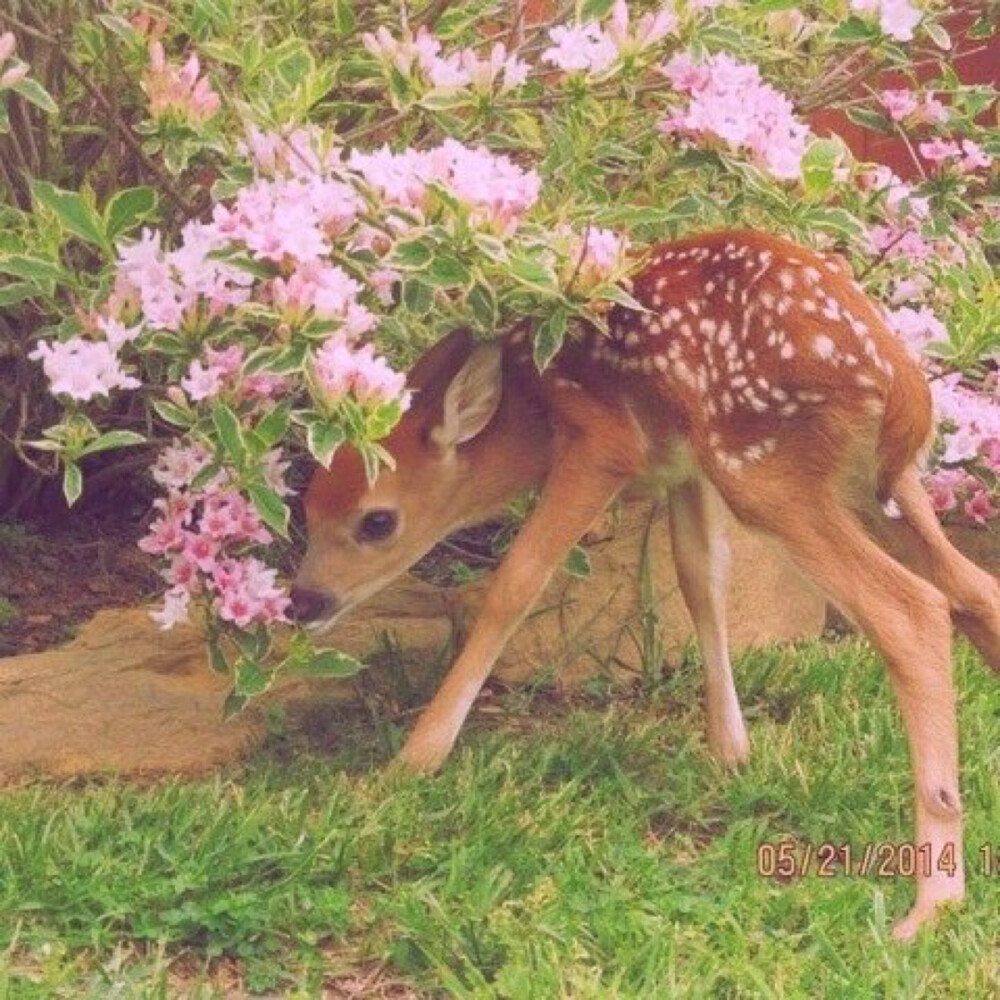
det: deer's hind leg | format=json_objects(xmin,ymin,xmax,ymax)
[
  {"xmin": 668, "ymin": 477, "xmax": 749, "ymax": 766},
  {"xmin": 871, "ymin": 467, "xmax": 1000, "ymax": 673},
  {"xmin": 707, "ymin": 458, "xmax": 964, "ymax": 941}
]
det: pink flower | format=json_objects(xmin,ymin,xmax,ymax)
[
  {"xmin": 959, "ymin": 140, "xmax": 991, "ymax": 173},
  {"xmin": 660, "ymin": 52, "xmax": 810, "ymax": 181},
  {"xmin": 880, "ymin": 89, "xmax": 918, "ymax": 121},
  {"xmin": 561, "ymin": 226, "xmax": 630, "ymax": 288},
  {"xmin": 349, "ymin": 140, "xmax": 541, "ymax": 236},
  {"xmin": 604, "ymin": 2, "xmax": 678, "ymax": 58},
  {"xmin": 212, "ymin": 557, "xmax": 290, "ymax": 627},
  {"xmin": 918, "ymin": 138, "xmax": 961, "ymax": 164},
  {"xmin": 889, "ymin": 305, "xmax": 946, "ymax": 357},
  {"xmin": 850, "ymin": 0, "xmax": 921, "ymax": 41},
  {"xmin": 29, "ymin": 337, "xmax": 140, "ymax": 401},
  {"xmin": 139, "ymin": 515, "xmax": 188, "ymax": 556},
  {"xmin": 542, "ymin": 23, "xmax": 617, "ymax": 74},
  {"xmin": 965, "ymin": 489, "xmax": 998, "ymax": 525},
  {"xmin": 183, "ymin": 531, "xmax": 221, "ymax": 573},
  {"xmin": 151, "ymin": 441, "xmax": 212, "ymax": 490},
  {"xmin": 313, "ymin": 338, "xmax": 410, "ymax": 409},
  {"xmin": 97, "ymin": 315, "xmax": 144, "ymax": 350},
  {"xmin": 151, "ymin": 586, "xmax": 193, "ymax": 629},
  {"xmin": 181, "ymin": 359, "xmax": 225, "ymax": 401},
  {"xmin": 142, "ymin": 43, "xmax": 220, "ymax": 122}
]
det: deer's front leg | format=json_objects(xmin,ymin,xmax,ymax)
[{"xmin": 398, "ymin": 427, "xmax": 637, "ymax": 773}]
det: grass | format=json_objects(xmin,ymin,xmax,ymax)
[{"xmin": 1, "ymin": 637, "xmax": 1000, "ymax": 998}]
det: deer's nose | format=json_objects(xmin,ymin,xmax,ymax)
[{"xmin": 288, "ymin": 586, "xmax": 337, "ymax": 624}]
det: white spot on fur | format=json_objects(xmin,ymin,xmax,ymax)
[{"xmin": 813, "ymin": 334, "xmax": 836, "ymax": 359}]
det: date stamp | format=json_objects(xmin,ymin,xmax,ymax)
[{"xmin": 756, "ymin": 841, "xmax": 962, "ymax": 879}]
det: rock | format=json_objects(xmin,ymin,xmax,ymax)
[{"xmin": 0, "ymin": 501, "xmax": 826, "ymax": 780}]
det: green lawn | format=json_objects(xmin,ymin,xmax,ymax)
[{"xmin": 1, "ymin": 638, "xmax": 999, "ymax": 998}]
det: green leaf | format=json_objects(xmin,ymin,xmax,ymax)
[
  {"xmin": 801, "ymin": 138, "xmax": 842, "ymax": 198},
  {"xmin": 105, "ymin": 187, "xmax": 158, "ymax": 242},
  {"xmin": 846, "ymin": 107, "xmax": 893, "ymax": 135},
  {"xmin": 307, "ymin": 419, "xmax": 346, "ymax": 468},
  {"xmin": 595, "ymin": 284, "xmax": 647, "ymax": 312},
  {"xmin": 96, "ymin": 13, "xmax": 141, "ymax": 42},
  {"xmin": 564, "ymin": 545, "xmax": 592, "ymax": 579},
  {"xmin": 32, "ymin": 181, "xmax": 107, "ymax": 250},
  {"xmin": 402, "ymin": 279, "xmax": 434, "ymax": 315},
  {"xmin": 510, "ymin": 255, "xmax": 558, "ymax": 294},
  {"xmin": 211, "ymin": 402, "xmax": 247, "ymax": 465},
  {"xmin": 247, "ymin": 482, "xmax": 290, "ymax": 539},
  {"xmin": 468, "ymin": 283, "xmax": 498, "ymax": 328},
  {"xmin": 830, "ymin": 16, "xmax": 879, "ymax": 43},
  {"xmin": 222, "ymin": 690, "xmax": 248, "ymax": 719},
  {"xmin": 923, "ymin": 21, "xmax": 951, "ymax": 50},
  {"xmin": 0, "ymin": 254, "xmax": 65, "ymax": 284},
  {"xmin": 10, "ymin": 78, "xmax": 57, "ymax": 115},
  {"xmin": 333, "ymin": 0, "xmax": 356, "ymax": 32},
  {"xmin": 802, "ymin": 207, "xmax": 867, "ymax": 241},
  {"xmin": 472, "ymin": 234, "xmax": 509, "ymax": 263},
  {"xmin": 255, "ymin": 403, "xmax": 291, "ymax": 448},
  {"xmin": 392, "ymin": 238, "xmax": 435, "ymax": 269},
  {"xmin": 534, "ymin": 310, "xmax": 567, "ymax": 371},
  {"xmin": 79, "ymin": 430, "xmax": 146, "ymax": 457},
  {"xmin": 207, "ymin": 639, "xmax": 229, "ymax": 674},
  {"xmin": 426, "ymin": 254, "xmax": 472, "ymax": 289},
  {"xmin": 296, "ymin": 649, "xmax": 365, "ymax": 678},
  {"xmin": 0, "ymin": 281, "xmax": 36, "ymax": 306},
  {"xmin": 63, "ymin": 463, "xmax": 83, "ymax": 507},
  {"xmin": 234, "ymin": 659, "xmax": 271, "ymax": 699},
  {"xmin": 151, "ymin": 398, "xmax": 193, "ymax": 428}
]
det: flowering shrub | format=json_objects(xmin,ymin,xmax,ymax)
[{"xmin": 1, "ymin": 0, "xmax": 997, "ymax": 704}]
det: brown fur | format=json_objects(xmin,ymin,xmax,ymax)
[{"xmin": 295, "ymin": 229, "xmax": 1000, "ymax": 941}]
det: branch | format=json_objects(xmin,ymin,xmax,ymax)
[{"xmin": 0, "ymin": 8, "xmax": 197, "ymax": 219}]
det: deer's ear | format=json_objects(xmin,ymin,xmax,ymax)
[{"xmin": 431, "ymin": 343, "xmax": 504, "ymax": 450}]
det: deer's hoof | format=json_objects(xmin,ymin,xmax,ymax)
[
  {"xmin": 395, "ymin": 734, "xmax": 453, "ymax": 775},
  {"xmin": 891, "ymin": 885, "xmax": 965, "ymax": 943},
  {"xmin": 708, "ymin": 723, "xmax": 750, "ymax": 768}
]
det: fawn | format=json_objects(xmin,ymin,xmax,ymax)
[{"xmin": 291, "ymin": 229, "xmax": 1000, "ymax": 940}]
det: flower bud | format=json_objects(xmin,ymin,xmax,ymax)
[
  {"xmin": 0, "ymin": 32, "xmax": 16, "ymax": 63},
  {"xmin": 166, "ymin": 386, "xmax": 188, "ymax": 406},
  {"xmin": 766, "ymin": 9, "xmax": 806, "ymax": 41},
  {"xmin": 0, "ymin": 63, "xmax": 28, "ymax": 89}
]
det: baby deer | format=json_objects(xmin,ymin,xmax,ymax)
[{"xmin": 291, "ymin": 229, "xmax": 1000, "ymax": 940}]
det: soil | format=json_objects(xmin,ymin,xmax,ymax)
[{"xmin": 0, "ymin": 509, "xmax": 158, "ymax": 656}]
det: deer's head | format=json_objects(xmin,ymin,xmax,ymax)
[{"xmin": 290, "ymin": 331, "xmax": 551, "ymax": 630}]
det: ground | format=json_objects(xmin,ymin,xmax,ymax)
[
  {"xmin": 0, "ymin": 514, "xmax": 156, "ymax": 656},
  {"xmin": 1, "ymin": 637, "xmax": 998, "ymax": 999}
]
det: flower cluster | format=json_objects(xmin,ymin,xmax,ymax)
[
  {"xmin": 849, "ymin": 0, "xmax": 922, "ymax": 42},
  {"xmin": 313, "ymin": 339, "xmax": 411, "ymax": 409},
  {"xmin": 542, "ymin": 2, "xmax": 677, "ymax": 74},
  {"xmin": 879, "ymin": 88, "xmax": 948, "ymax": 125},
  {"xmin": 29, "ymin": 334, "xmax": 140, "ymax": 402},
  {"xmin": 349, "ymin": 139, "xmax": 541, "ymax": 235},
  {"xmin": 660, "ymin": 52, "xmax": 811, "ymax": 180},
  {"xmin": 142, "ymin": 42, "xmax": 220, "ymax": 123},
  {"xmin": 918, "ymin": 138, "xmax": 992, "ymax": 173},
  {"xmin": 363, "ymin": 27, "xmax": 529, "ymax": 97},
  {"xmin": 140, "ymin": 441, "xmax": 291, "ymax": 628}
]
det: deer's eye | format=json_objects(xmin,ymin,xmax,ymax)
[{"xmin": 356, "ymin": 508, "xmax": 398, "ymax": 543}]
